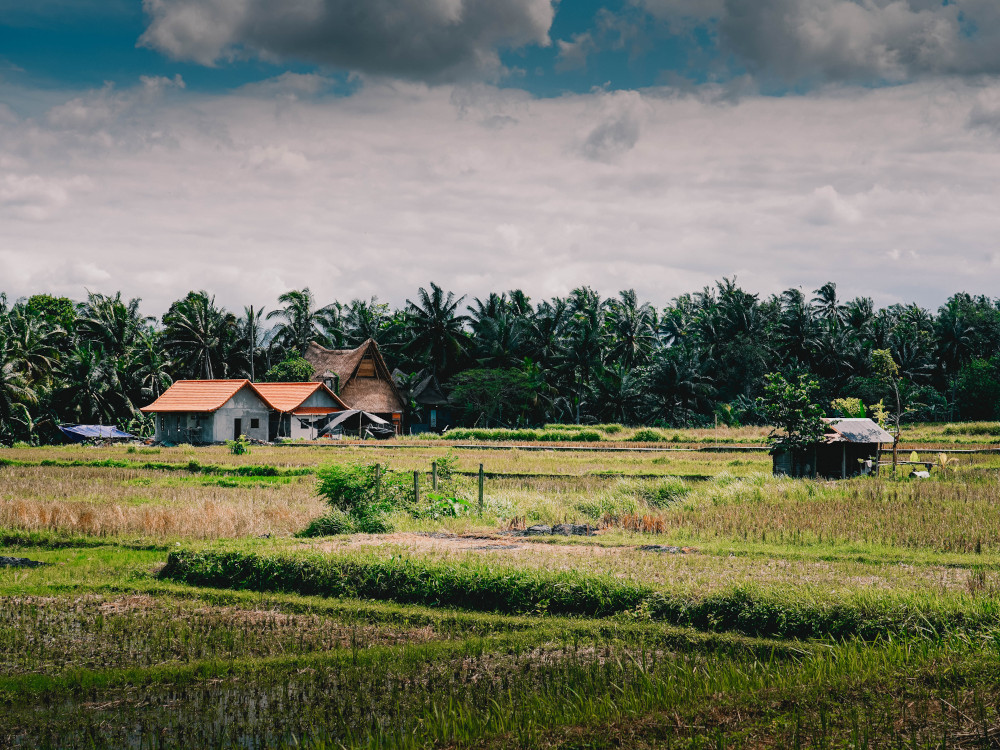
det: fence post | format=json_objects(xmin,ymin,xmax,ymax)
[
  {"xmin": 374, "ymin": 463, "xmax": 381, "ymax": 503},
  {"xmin": 478, "ymin": 463, "xmax": 484, "ymax": 514},
  {"xmin": 432, "ymin": 461, "xmax": 438, "ymax": 490},
  {"xmin": 413, "ymin": 470, "xmax": 420, "ymax": 505}
]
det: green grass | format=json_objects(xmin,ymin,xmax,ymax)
[{"xmin": 6, "ymin": 439, "xmax": 1000, "ymax": 747}]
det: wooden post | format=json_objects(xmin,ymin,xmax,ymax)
[
  {"xmin": 432, "ymin": 461, "xmax": 438, "ymax": 490},
  {"xmin": 413, "ymin": 470, "xmax": 419, "ymax": 504},
  {"xmin": 374, "ymin": 464, "xmax": 381, "ymax": 503},
  {"xmin": 478, "ymin": 463, "xmax": 484, "ymax": 514}
]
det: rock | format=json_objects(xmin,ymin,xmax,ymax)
[
  {"xmin": 523, "ymin": 525, "xmax": 552, "ymax": 536},
  {"xmin": 552, "ymin": 523, "xmax": 595, "ymax": 536},
  {"xmin": 0, "ymin": 556, "xmax": 49, "ymax": 568}
]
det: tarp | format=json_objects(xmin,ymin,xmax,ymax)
[
  {"xmin": 318, "ymin": 409, "xmax": 393, "ymax": 439},
  {"xmin": 58, "ymin": 424, "xmax": 135, "ymax": 443}
]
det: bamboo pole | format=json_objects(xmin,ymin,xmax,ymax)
[
  {"xmin": 432, "ymin": 461, "xmax": 438, "ymax": 490},
  {"xmin": 413, "ymin": 470, "xmax": 419, "ymax": 505},
  {"xmin": 478, "ymin": 463, "xmax": 484, "ymax": 514}
]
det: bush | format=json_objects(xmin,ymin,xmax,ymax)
[
  {"xmin": 308, "ymin": 463, "xmax": 411, "ymax": 536},
  {"xmin": 227, "ymin": 435, "xmax": 251, "ymax": 455},
  {"xmin": 297, "ymin": 509, "xmax": 355, "ymax": 537},
  {"xmin": 629, "ymin": 428, "xmax": 664, "ymax": 443}
]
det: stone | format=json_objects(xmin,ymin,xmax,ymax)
[
  {"xmin": 0, "ymin": 556, "xmax": 49, "ymax": 568},
  {"xmin": 523, "ymin": 525, "xmax": 552, "ymax": 536},
  {"xmin": 552, "ymin": 523, "xmax": 594, "ymax": 536}
]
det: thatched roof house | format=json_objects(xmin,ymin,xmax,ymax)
[{"xmin": 303, "ymin": 339, "xmax": 405, "ymax": 432}]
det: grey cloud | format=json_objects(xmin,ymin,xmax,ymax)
[
  {"xmin": 140, "ymin": 0, "xmax": 555, "ymax": 82},
  {"xmin": 579, "ymin": 91, "xmax": 644, "ymax": 162},
  {"xmin": 637, "ymin": 0, "xmax": 1000, "ymax": 84}
]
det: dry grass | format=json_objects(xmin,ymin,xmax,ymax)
[{"xmin": 0, "ymin": 465, "xmax": 325, "ymax": 539}]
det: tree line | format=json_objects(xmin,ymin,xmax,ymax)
[{"xmin": 1, "ymin": 279, "xmax": 999, "ymax": 443}]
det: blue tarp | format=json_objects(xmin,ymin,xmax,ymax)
[{"xmin": 58, "ymin": 424, "xmax": 135, "ymax": 443}]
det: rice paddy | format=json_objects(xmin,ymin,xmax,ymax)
[{"xmin": 3, "ymin": 434, "xmax": 1000, "ymax": 747}]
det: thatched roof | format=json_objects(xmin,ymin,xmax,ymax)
[{"xmin": 303, "ymin": 340, "xmax": 405, "ymax": 415}]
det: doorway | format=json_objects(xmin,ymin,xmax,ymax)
[{"xmin": 233, "ymin": 418, "xmax": 242, "ymax": 440}]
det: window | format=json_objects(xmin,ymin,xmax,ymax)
[{"xmin": 250, "ymin": 418, "xmax": 260, "ymax": 429}]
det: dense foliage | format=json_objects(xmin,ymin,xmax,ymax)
[{"xmin": 3, "ymin": 278, "xmax": 1000, "ymax": 443}]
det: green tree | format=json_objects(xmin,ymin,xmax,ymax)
[
  {"xmin": 759, "ymin": 372, "xmax": 826, "ymax": 452},
  {"xmin": 263, "ymin": 357, "xmax": 314, "ymax": 382},
  {"xmin": 267, "ymin": 288, "xmax": 342, "ymax": 355},
  {"xmin": 403, "ymin": 283, "xmax": 471, "ymax": 378}
]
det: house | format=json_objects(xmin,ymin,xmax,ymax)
[
  {"xmin": 303, "ymin": 339, "xmax": 405, "ymax": 433},
  {"xmin": 252, "ymin": 382, "xmax": 348, "ymax": 440},
  {"xmin": 409, "ymin": 372, "xmax": 452, "ymax": 434},
  {"xmin": 141, "ymin": 379, "xmax": 346, "ymax": 444},
  {"xmin": 772, "ymin": 418, "xmax": 894, "ymax": 479}
]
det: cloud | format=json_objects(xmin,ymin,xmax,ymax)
[
  {"xmin": 636, "ymin": 0, "xmax": 1000, "ymax": 84},
  {"xmin": 578, "ymin": 90, "xmax": 645, "ymax": 162},
  {"xmin": 3, "ymin": 76, "xmax": 1000, "ymax": 313},
  {"xmin": 139, "ymin": 0, "xmax": 556, "ymax": 83}
]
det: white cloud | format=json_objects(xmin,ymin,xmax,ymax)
[
  {"xmin": 139, "ymin": 0, "xmax": 556, "ymax": 83},
  {"xmin": 2, "ymin": 76, "xmax": 1000, "ymax": 312}
]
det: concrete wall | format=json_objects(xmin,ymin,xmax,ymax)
[
  {"xmin": 211, "ymin": 388, "xmax": 270, "ymax": 443},
  {"xmin": 288, "ymin": 390, "xmax": 343, "ymax": 440},
  {"xmin": 154, "ymin": 412, "xmax": 213, "ymax": 444}
]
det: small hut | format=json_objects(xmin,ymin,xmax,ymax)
[
  {"xmin": 303, "ymin": 339, "xmax": 405, "ymax": 433},
  {"xmin": 772, "ymin": 418, "xmax": 893, "ymax": 479}
]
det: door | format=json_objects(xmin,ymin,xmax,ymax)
[{"xmin": 233, "ymin": 418, "xmax": 242, "ymax": 440}]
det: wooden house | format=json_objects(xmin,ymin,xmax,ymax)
[
  {"xmin": 141, "ymin": 380, "xmax": 346, "ymax": 444},
  {"xmin": 303, "ymin": 339, "xmax": 405, "ymax": 433},
  {"xmin": 772, "ymin": 418, "xmax": 893, "ymax": 479}
]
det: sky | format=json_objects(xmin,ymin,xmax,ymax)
[{"xmin": 2, "ymin": 0, "xmax": 1000, "ymax": 315}]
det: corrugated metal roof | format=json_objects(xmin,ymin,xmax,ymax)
[
  {"xmin": 140, "ymin": 380, "xmax": 256, "ymax": 413},
  {"xmin": 823, "ymin": 418, "xmax": 894, "ymax": 444}
]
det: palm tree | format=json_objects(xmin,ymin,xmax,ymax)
[
  {"xmin": 343, "ymin": 297, "xmax": 395, "ymax": 347},
  {"xmin": 162, "ymin": 291, "xmax": 235, "ymax": 380},
  {"xmin": 267, "ymin": 288, "xmax": 341, "ymax": 355},
  {"xmin": 606, "ymin": 289, "xmax": 656, "ymax": 371},
  {"xmin": 812, "ymin": 282, "xmax": 847, "ymax": 328},
  {"xmin": 403, "ymin": 283, "xmax": 471, "ymax": 376},
  {"xmin": 56, "ymin": 344, "xmax": 133, "ymax": 424}
]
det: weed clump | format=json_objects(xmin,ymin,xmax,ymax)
[
  {"xmin": 298, "ymin": 464, "xmax": 411, "ymax": 537},
  {"xmin": 629, "ymin": 428, "xmax": 664, "ymax": 443}
]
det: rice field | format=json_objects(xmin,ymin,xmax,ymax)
[{"xmin": 3, "ymin": 438, "xmax": 1000, "ymax": 747}]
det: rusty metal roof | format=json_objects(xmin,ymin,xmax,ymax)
[{"xmin": 823, "ymin": 418, "xmax": 894, "ymax": 444}]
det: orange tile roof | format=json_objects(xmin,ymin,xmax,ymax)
[
  {"xmin": 292, "ymin": 406, "xmax": 343, "ymax": 416},
  {"xmin": 253, "ymin": 382, "xmax": 348, "ymax": 412},
  {"xmin": 141, "ymin": 380, "xmax": 348, "ymax": 414},
  {"xmin": 140, "ymin": 380, "xmax": 254, "ymax": 413}
]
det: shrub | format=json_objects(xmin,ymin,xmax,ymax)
[
  {"xmin": 297, "ymin": 509, "xmax": 355, "ymax": 537},
  {"xmin": 226, "ymin": 435, "xmax": 251, "ymax": 455},
  {"xmin": 308, "ymin": 463, "xmax": 411, "ymax": 536},
  {"xmin": 629, "ymin": 428, "xmax": 664, "ymax": 443}
]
